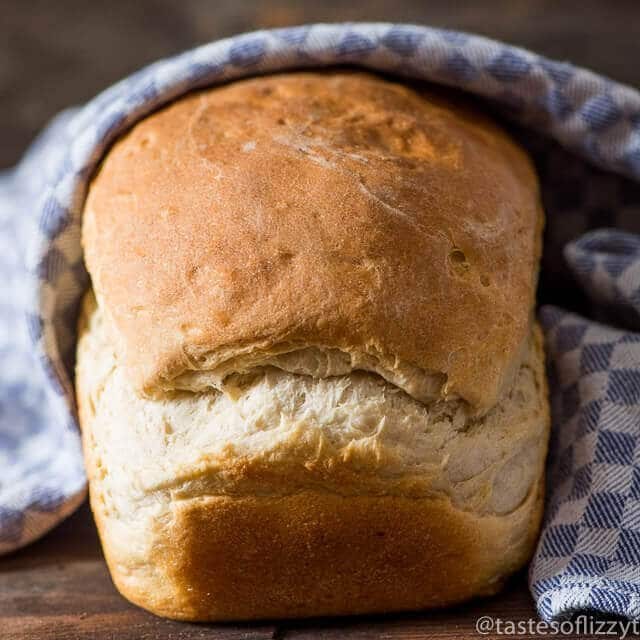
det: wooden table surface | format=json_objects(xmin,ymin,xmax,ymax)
[{"xmin": 1, "ymin": 1, "xmax": 639, "ymax": 638}]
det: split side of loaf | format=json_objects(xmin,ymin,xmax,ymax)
[
  {"xmin": 77, "ymin": 291, "xmax": 548, "ymax": 620},
  {"xmin": 77, "ymin": 71, "xmax": 550, "ymax": 620}
]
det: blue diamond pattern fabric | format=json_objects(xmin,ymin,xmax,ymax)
[{"xmin": 1, "ymin": 22, "xmax": 640, "ymax": 621}]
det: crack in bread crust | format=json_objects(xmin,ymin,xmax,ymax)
[
  {"xmin": 78, "ymin": 291, "xmax": 548, "ymax": 516},
  {"xmin": 76, "ymin": 287, "xmax": 549, "ymax": 620}
]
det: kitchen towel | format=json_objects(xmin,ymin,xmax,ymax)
[{"xmin": 1, "ymin": 23, "xmax": 640, "ymax": 621}]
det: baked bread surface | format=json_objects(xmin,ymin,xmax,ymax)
[
  {"xmin": 82, "ymin": 71, "xmax": 543, "ymax": 412},
  {"xmin": 77, "ymin": 71, "xmax": 549, "ymax": 621}
]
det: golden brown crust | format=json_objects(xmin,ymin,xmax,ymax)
[
  {"xmin": 95, "ymin": 487, "xmax": 544, "ymax": 621},
  {"xmin": 82, "ymin": 71, "xmax": 543, "ymax": 411}
]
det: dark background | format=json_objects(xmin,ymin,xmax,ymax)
[{"xmin": 2, "ymin": 0, "xmax": 640, "ymax": 169}]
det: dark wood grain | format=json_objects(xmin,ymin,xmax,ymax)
[
  {"xmin": 0, "ymin": 503, "xmax": 539, "ymax": 640},
  {"xmin": 2, "ymin": 1, "xmax": 639, "ymax": 637}
]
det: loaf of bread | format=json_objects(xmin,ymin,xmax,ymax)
[{"xmin": 76, "ymin": 71, "xmax": 549, "ymax": 621}]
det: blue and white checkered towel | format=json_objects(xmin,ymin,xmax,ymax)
[{"xmin": 1, "ymin": 23, "xmax": 640, "ymax": 621}]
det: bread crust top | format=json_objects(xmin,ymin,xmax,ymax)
[{"xmin": 82, "ymin": 71, "xmax": 542, "ymax": 411}]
